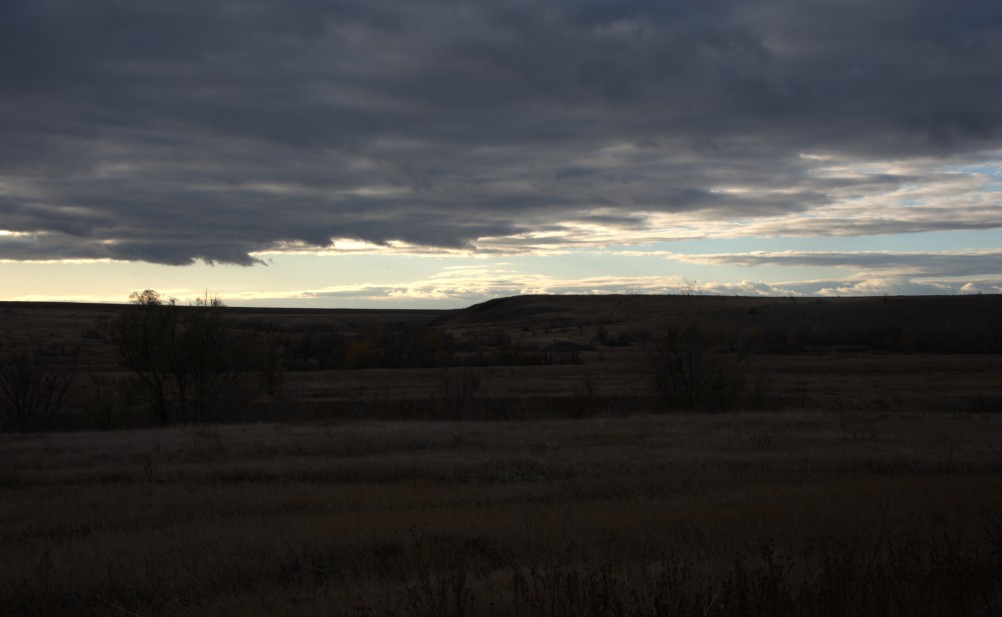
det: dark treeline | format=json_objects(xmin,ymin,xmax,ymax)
[
  {"xmin": 267, "ymin": 325, "xmax": 590, "ymax": 371},
  {"xmin": 726, "ymin": 313, "xmax": 1002, "ymax": 354},
  {"xmin": 2, "ymin": 293, "xmax": 1001, "ymax": 432}
]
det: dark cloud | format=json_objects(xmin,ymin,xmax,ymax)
[{"xmin": 2, "ymin": 0, "xmax": 1002, "ymax": 264}]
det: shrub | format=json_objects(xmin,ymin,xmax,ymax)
[
  {"xmin": 644, "ymin": 322, "xmax": 746, "ymax": 410},
  {"xmin": 0, "ymin": 339, "xmax": 76, "ymax": 432}
]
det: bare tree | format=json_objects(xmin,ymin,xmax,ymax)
[
  {"xmin": 645, "ymin": 323, "xmax": 745, "ymax": 410},
  {"xmin": 114, "ymin": 290, "xmax": 248, "ymax": 425},
  {"xmin": 0, "ymin": 340, "xmax": 76, "ymax": 432},
  {"xmin": 678, "ymin": 277, "xmax": 701, "ymax": 296}
]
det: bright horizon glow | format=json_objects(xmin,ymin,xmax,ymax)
[{"xmin": 3, "ymin": 228, "xmax": 1000, "ymax": 309}]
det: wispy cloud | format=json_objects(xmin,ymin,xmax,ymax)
[
  {"xmin": 176, "ymin": 253, "xmax": 1002, "ymax": 305},
  {"xmin": 666, "ymin": 249, "xmax": 1002, "ymax": 278}
]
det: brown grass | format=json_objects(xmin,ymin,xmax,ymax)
[
  {"xmin": 3, "ymin": 411, "xmax": 1002, "ymax": 615},
  {"xmin": 3, "ymin": 296, "xmax": 1002, "ymax": 614}
]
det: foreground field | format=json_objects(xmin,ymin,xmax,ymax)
[{"xmin": 3, "ymin": 411, "xmax": 1002, "ymax": 616}]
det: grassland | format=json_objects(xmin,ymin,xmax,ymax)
[
  {"xmin": 3, "ymin": 412, "xmax": 1002, "ymax": 615},
  {"xmin": 1, "ymin": 295, "xmax": 1001, "ymax": 614}
]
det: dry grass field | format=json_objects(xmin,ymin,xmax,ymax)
[
  {"xmin": 2, "ymin": 294, "xmax": 1002, "ymax": 615},
  {"xmin": 3, "ymin": 413, "xmax": 1002, "ymax": 616}
]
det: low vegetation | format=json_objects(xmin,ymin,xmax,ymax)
[
  {"xmin": 0, "ymin": 293, "xmax": 1000, "ymax": 615},
  {"xmin": 2, "ymin": 413, "xmax": 1001, "ymax": 616},
  {"xmin": 3, "ymin": 292, "xmax": 1001, "ymax": 431}
]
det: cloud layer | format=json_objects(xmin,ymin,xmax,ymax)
[{"xmin": 2, "ymin": 0, "xmax": 1002, "ymax": 266}]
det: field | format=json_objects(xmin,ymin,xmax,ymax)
[{"xmin": 2, "ymin": 294, "xmax": 1002, "ymax": 615}]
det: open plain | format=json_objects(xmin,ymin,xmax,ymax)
[{"xmin": 2, "ymin": 294, "xmax": 1002, "ymax": 615}]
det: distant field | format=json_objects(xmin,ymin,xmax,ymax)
[{"xmin": 2, "ymin": 294, "xmax": 1001, "ymax": 429}]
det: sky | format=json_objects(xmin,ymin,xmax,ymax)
[{"xmin": 2, "ymin": 0, "xmax": 1001, "ymax": 308}]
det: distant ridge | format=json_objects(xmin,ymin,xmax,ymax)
[
  {"xmin": 440, "ymin": 294, "xmax": 744, "ymax": 326},
  {"xmin": 437, "ymin": 293, "xmax": 1002, "ymax": 332}
]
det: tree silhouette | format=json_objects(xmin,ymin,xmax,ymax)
[
  {"xmin": 115, "ymin": 290, "xmax": 247, "ymax": 425},
  {"xmin": 0, "ymin": 339, "xmax": 75, "ymax": 432}
]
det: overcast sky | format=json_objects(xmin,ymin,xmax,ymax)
[{"xmin": 2, "ymin": 0, "xmax": 1001, "ymax": 306}]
